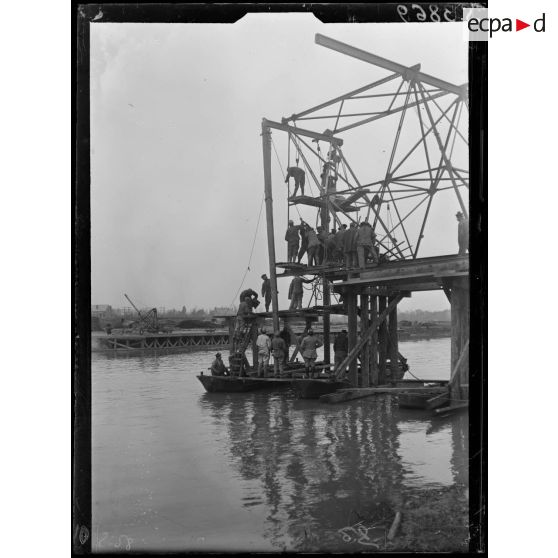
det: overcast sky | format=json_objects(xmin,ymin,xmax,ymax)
[{"xmin": 90, "ymin": 14, "xmax": 468, "ymax": 312}]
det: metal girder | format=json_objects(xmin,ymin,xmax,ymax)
[
  {"xmin": 315, "ymin": 34, "xmax": 466, "ymax": 98},
  {"xmin": 262, "ymin": 118, "xmax": 343, "ymax": 146}
]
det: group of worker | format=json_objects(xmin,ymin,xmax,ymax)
[
  {"xmin": 211, "ymin": 327, "xmax": 350, "ymax": 379},
  {"xmin": 285, "ymin": 219, "xmax": 380, "ymax": 269}
]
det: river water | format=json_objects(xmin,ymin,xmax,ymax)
[{"xmin": 92, "ymin": 337, "xmax": 468, "ymax": 553}]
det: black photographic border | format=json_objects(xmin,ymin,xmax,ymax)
[{"xmin": 72, "ymin": 2, "xmax": 487, "ymax": 555}]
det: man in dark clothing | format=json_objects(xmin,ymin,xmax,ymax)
[
  {"xmin": 239, "ymin": 288, "xmax": 260, "ymax": 310},
  {"xmin": 343, "ymin": 222, "xmax": 358, "ymax": 269},
  {"xmin": 456, "ymin": 211, "xmax": 469, "ymax": 255},
  {"xmin": 288, "ymin": 275, "xmax": 313, "ymax": 310},
  {"xmin": 285, "ymin": 166, "xmax": 306, "ymax": 197},
  {"xmin": 285, "ymin": 220, "xmax": 300, "ymax": 263},
  {"xmin": 333, "ymin": 330, "xmax": 349, "ymax": 374},
  {"xmin": 279, "ymin": 325, "xmax": 292, "ymax": 362},
  {"xmin": 317, "ymin": 226, "xmax": 329, "ymax": 265},
  {"xmin": 356, "ymin": 221, "xmax": 379, "ymax": 268},
  {"xmin": 261, "ymin": 274, "xmax": 272, "ymax": 312},
  {"xmin": 271, "ymin": 332, "xmax": 288, "ymax": 377},
  {"xmin": 210, "ymin": 353, "xmax": 229, "ymax": 376},
  {"xmin": 297, "ymin": 221, "xmax": 311, "ymax": 264},
  {"xmin": 335, "ymin": 224, "xmax": 347, "ymax": 263}
]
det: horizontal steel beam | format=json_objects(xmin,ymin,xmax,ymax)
[
  {"xmin": 315, "ymin": 34, "xmax": 466, "ymax": 98},
  {"xmin": 262, "ymin": 118, "xmax": 343, "ymax": 146},
  {"xmin": 283, "ymin": 72, "xmax": 402, "ymax": 122}
]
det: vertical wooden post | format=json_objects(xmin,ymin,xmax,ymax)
[
  {"xmin": 370, "ymin": 295, "xmax": 379, "ymax": 385},
  {"xmin": 378, "ymin": 296, "xmax": 388, "ymax": 384},
  {"xmin": 450, "ymin": 277, "xmax": 470, "ymax": 401},
  {"xmin": 347, "ymin": 288, "xmax": 358, "ymax": 386},
  {"xmin": 361, "ymin": 292, "xmax": 370, "ymax": 388},
  {"xmin": 388, "ymin": 294, "xmax": 399, "ymax": 384},
  {"xmin": 228, "ymin": 317, "xmax": 235, "ymax": 352},
  {"xmin": 261, "ymin": 119, "xmax": 280, "ymax": 334},
  {"xmin": 251, "ymin": 321, "xmax": 258, "ymax": 370}
]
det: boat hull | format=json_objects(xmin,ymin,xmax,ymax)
[{"xmin": 196, "ymin": 374, "xmax": 288, "ymax": 393}]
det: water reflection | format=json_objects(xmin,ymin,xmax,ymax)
[
  {"xmin": 199, "ymin": 392, "xmax": 468, "ymax": 551},
  {"xmin": 92, "ymin": 339, "xmax": 467, "ymax": 552}
]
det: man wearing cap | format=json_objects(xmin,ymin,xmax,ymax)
[
  {"xmin": 285, "ymin": 166, "xmax": 306, "ymax": 197},
  {"xmin": 343, "ymin": 222, "xmax": 358, "ymax": 269},
  {"xmin": 300, "ymin": 328, "xmax": 323, "ymax": 377},
  {"xmin": 288, "ymin": 274, "xmax": 313, "ymax": 310},
  {"xmin": 210, "ymin": 353, "xmax": 228, "ymax": 376},
  {"xmin": 271, "ymin": 331, "xmax": 287, "ymax": 377},
  {"xmin": 456, "ymin": 211, "xmax": 469, "ymax": 255},
  {"xmin": 261, "ymin": 274, "xmax": 272, "ymax": 312},
  {"xmin": 356, "ymin": 220, "xmax": 379, "ymax": 268},
  {"xmin": 333, "ymin": 330, "xmax": 349, "ymax": 375},
  {"xmin": 256, "ymin": 327, "xmax": 272, "ymax": 378},
  {"xmin": 285, "ymin": 220, "xmax": 300, "ymax": 263}
]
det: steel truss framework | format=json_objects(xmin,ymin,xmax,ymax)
[{"xmin": 266, "ymin": 34, "xmax": 469, "ymax": 262}]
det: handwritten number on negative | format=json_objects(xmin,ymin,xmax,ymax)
[{"xmin": 397, "ymin": 5, "xmax": 457, "ymax": 22}]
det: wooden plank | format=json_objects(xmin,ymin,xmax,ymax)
[
  {"xmin": 320, "ymin": 386, "xmax": 446, "ymax": 404},
  {"xmin": 425, "ymin": 391, "xmax": 450, "ymax": 410},
  {"xmin": 433, "ymin": 402, "xmax": 469, "ymax": 416}
]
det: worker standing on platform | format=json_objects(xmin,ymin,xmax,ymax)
[
  {"xmin": 343, "ymin": 222, "xmax": 358, "ymax": 269},
  {"xmin": 357, "ymin": 221, "xmax": 379, "ymax": 268},
  {"xmin": 317, "ymin": 226, "xmax": 329, "ymax": 264},
  {"xmin": 285, "ymin": 220, "xmax": 300, "ymax": 263},
  {"xmin": 335, "ymin": 224, "xmax": 347, "ymax": 263},
  {"xmin": 256, "ymin": 327, "xmax": 272, "ymax": 378},
  {"xmin": 210, "ymin": 353, "xmax": 229, "ymax": 376},
  {"xmin": 456, "ymin": 211, "xmax": 469, "ymax": 255},
  {"xmin": 297, "ymin": 220, "xmax": 311, "ymax": 264},
  {"xmin": 279, "ymin": 325, "xmax": 292, "ymax": 361},
  {"xmin": 307, "ymin": 228, "xmax": 321, "ymax": 267},
  {"xmin": 288, "ymin": 274, "xmax": 312, "ymax": 310},
  {"xmin": 271, "ymin": 331, "xmax": 287, "ymax": 377},
  {"xmin": 300, "ymin": 328, "xmax": 323, "ymax": 378},
  {"xmin": 285, "ymin": 166, "xmax": 306, "ymax": 197},
  {"xmin": 333, "ymin": 330, "xmax": 348, "ymax": 375},
  {"xmin": 261, "ymin": 274, "xmax": 272, "ymax": 312}
]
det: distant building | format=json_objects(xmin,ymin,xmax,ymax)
[{"xmin": 91, "ymin": 304, "xmax": 113, "ymax": 319}]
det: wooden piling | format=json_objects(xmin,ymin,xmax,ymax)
[
  {"xmin": 378, "ymin": 296, "xmax": 388, "ymax": 384},
  {"xmin": 347, "ymin": 288, "xmax": 358, "ymax": 386},
  {"xmin": 360, "ymin": 292, "xmax": 370, "ymax": 388},
  {"xmin": 261, "ymin": 120, "xmax": 280, "ymax": 334},
  {"xmin": 388, "ymin": 295, "xmax": 399, "ymax": 384},
  {"xmin": 370, "ymin": 295, "xmax": 379, "ymax": 386}
]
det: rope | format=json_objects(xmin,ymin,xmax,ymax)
[
  {"xmin": 229, "ymin": 195, "xmax": 265, "ymax": 308},
  {"xmin": 272, "ymin": 135, "xmax": 302, "ymax": 220}
]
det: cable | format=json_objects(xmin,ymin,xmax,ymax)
[
  {"xmin": 272, "ymin": 135, "xmax": 302, "ymax": 220},
  {"xmin": 229, "ymin": 195, "xmax": 265, "ymax": 308}
]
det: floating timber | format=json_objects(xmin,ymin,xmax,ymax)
[
  {"xmin": 319, "ymin": 384, "xmax": 447, "ymax": 404},
  {"xmin": 398, "ymin": 389, "xmax": 450, "ymax": 410}
]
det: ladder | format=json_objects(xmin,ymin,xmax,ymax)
[{"xmin": 229, "ymin": 318, "xmax": 256, "ymax": 376}]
